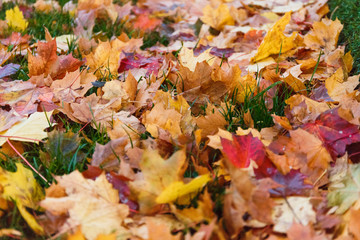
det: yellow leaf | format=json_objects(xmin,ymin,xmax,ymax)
[
  {"xmin": 129, "ymin": 149, "xmax": 187, "ymax": 213},
  {"xmin": 67, "ymin": 228, "xmax": 85, "ymax": 240},
  {"xmin": 156, "ymin": 174, "xmax": 211, "ymax": 204},
  {"xmin": 325, "ymin": 68, "xmax": 359, "ymax": 102},
  {"xmin": 5, "ymin": 6, "xmax": 28, "ymax": 32},
  {"xmin": 0, "ymin": 111, "xmax": 54, "ymax": 146},
  {"xmin": 252, "ymin": 11, "xmax": 297, "ymax": 63},
  {"xmin": 0, "ymin": 163, "xmax": 44, "ymax": 234},
  {"xmin": 201, "ymin": 4, "xmax": 235, "ymax": 31},
  {"xmin": 283, "ymin": 73, "xmax": 307, "ymax": 94},
  {"xmin": 84, "ymin": 40, "xmax": 122, "ymax": 79},
  {"xmin": 304, "ymin": 18, "xmax": 343, "ymax": 53}
]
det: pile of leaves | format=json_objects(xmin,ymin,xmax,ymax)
[{"xmin": 0, "ymin": 0, "xmax": 359, "ymax": 239}]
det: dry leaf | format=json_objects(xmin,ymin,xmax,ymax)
[
  {"xmin": 0, "ymin": 163, "xmax": 44, "ymax": 234},
  {"xmin": 41, "ymin": 171, "xmax": 129, "ymax": 240},
  {"xmin": 252, "ymin": 12, "xmax": 298, "ymax": 63}
]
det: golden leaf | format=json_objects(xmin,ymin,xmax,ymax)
[
  {"xmin": 304, "ymin": 18, "xmax": 343, "ymax": 53},
  {"xmin": 325, "ymin": 68, "xmax": 359, "ymax": 102},
  {"xmin": 252, "ymin": 11, "xmax": 297, "ymax": 63},
  {"xmin": 5, "ymin": 6, "xmax": 28, "ymax": 31},
  {"xmin": 0, "ymin": 163, "xmax": 44, "ymax": 234},
  {"xmin": 129, "ymin": 149, "xmax": 187, "ymax": 213},
  {"xmin": 156, "ymin": 174, "xmax": 211, "ymax": 204},
  {"xmin": 201, "ymin": 4, "xmax": 235, "ymax": 30}
]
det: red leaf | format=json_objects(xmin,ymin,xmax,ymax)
[
  {"xmin": 301, "ymin": 108, "xmax": 360, "ymax": 159},
  {"xmin": 118, "ymin": 53, "xmax": 162, "ymax": 76},
  {"xmin": 51, "ymin": 54, "xmax": 84, "ymax": 80},
  {"xmin": 347, "ymin": 142, "xmax": 360, "ymax": 163},
  {"xmin": 221, "ymin": 133, "xmax": 266, "ymax": 168},
  {"xmin": 133, "ymin": 13, "xmax": 161, "ymax": 31}
]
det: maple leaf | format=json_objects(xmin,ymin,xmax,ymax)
[
  {"xmin": 0, "ymin": 30, "xmax": 30, "ymax": 47},
  {"xmin": 325, "ymin": 68, "xmax": 359, "ymax": 102},
  {"xmin": 285, "ymin": 94, "xmax": 334, "ymax": 125},
  {"xmin": 328, "ymin": 163, "xmax": 360, "ymax": 214},
  {"xmin": 268, "ymin": 170, "xmax": 313, "ymax": 197},
  {"xmin": 146, "ymin": 217, "xmax": 182, "ymax": 240},
  {"xmin": 51, "ymin": 69, "xmax": 94, "ymax": 103},
  {"xmin": 289, "ymin": 128, "xmax": 333, "ymax": 170},
  {"xmin": 223, "ymin": 169, "xmax": 280, "ymax": 235},
  {"xmin": 0, "ymin": 163, "xmax": 44, "ymax": 234},
  {"xmin": 0, "ymin": 111, "xmax": 54, "ymax": 146},
  {"xmin": 272, "ymin": 197, "xmax": 316, "ymax": 233},
  {"xmin": 28, "ymin": 31, "xmax": 83, "ymax": 79},
  {"xmin": 0, "ymin": 109, "xmax": 22, "ymax": 132},
  {"xmin": 178, "ymin": 47, "xmax": 215, "ymax": 72},
  {"xmin": 40, "ymin": 171, "xmax": 129, "ymax": 240},
  {"xmin": 301, "ymin": 108, "xmax": 360, "ymax": 159},
  {"xmin": 201, "ymin": 3, "xmax": 235, "ymax": 30},
  {"xmin": 143, "ymin": 101, "xmax": 183, "ymax": 139},
  {"xmin": 74, "ymin": 10, "xmax": 95, "ymax": 39},
  {"xmin": 156, "ymin": 174, "xmax": 211, "ymax": 204},
  {"xmin": 195, "ymin": 103, "xmax": 227, "ymax": 137},
  {"xmin": 34, "ymin": 0, "xmax": 61, "ymax": 13},
  {"xmin": 5, "ymin": 6, "xmax": 28, "ymax": 31},
  {"xmin": 129, "ymin": 149, "xmax": 187, "ymax": 213},
  {"xmin": 84, "ymin": 40, "xmax": 121, "ymax": 79},
  {"xmin": 91, "ymin": 137, "xmax": 128, "ymax": 171},
  {"xmin": 0, "ymin": 79, "xmax": 57, "ymax": 115},
  {"xmin": 77, "ymin": 0, "xmax": 118, "ymax": 23},
  {"xmin": 252, "ymin": 11, "xmax": 298, "ymax": 63},
  {"xmin": 304, "ymin": 18, "xmax": 343, "ymax": 53},
  {"xmin": 82, "ymin": 166, "xmax": 138, "ymax": 211},
  {"xmin": 221, "ymin": 133, "xmax": 267, "ymax": 168},
  {"xmin": 133, "ymin": 13, "xmax": 161, "ymax": 31},
  {"xmin": 39, "ymin": 129, "xmax": 85, "ymax": 168},
  {"xmin": 118, "ymin": 53, "xmax": 162, "ymax": 76}
]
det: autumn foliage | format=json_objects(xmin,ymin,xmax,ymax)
[{"xmin": 0, "ymin": 0, "xmax": 360, "ymax": 239}]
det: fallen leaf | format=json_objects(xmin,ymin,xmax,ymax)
[
  {"xmin": 0, "ymin": 163, "xmax": 44, "ymax": 234},
  {"xmin": 0, "ymin": 111, "xmax": 53, "ymax": 146},
  {"xmin": 221, "ymin": 133, "xmax": 266, "ymax": 168},
  {"xmin": 304, "ymin": 18, "xmax": 343, "ymax": 53},
  {"xmin": 328, "ymin": 163, "xmax": 360, "ymax": 214},
  {"xmin": 272, "ymin": 197, "xmax": 316, "ymax": 233},
  {"xmin": 156, "ymin": 174, "xmax": 211, "ymax": 204},
  {"xmin": 40, "ymin": 171, "xmax": 129, "ymax": 240},
  {"xmin": 325, "ymin": 68, "xmax": 359, "ymax": 102},
  {"xmin": 252, "ymin": 12, "xmax": 298, "ymax": 63},
  {"xmin": 130, "ymin": 149, "xmax": 187, "ymax": 213},
  {"xmin": 133, "ymin": 13, "xmax": 161, "ymax": 31},
  {"xmin": 5, "ymin": 6, "xmax": 28, "ymax": 31},
  {"xmin": 201, "ymin": 4, "xmax": 235, "ymax": 31}
]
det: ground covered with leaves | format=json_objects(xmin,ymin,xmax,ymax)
[{"xmin": 0, "ymin": 0, "xmax": 359, "ymax": 239}]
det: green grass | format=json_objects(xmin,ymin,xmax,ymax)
[
  {"xmin": 329, "ymin": 0, "xmax": 360, "ymax": 74},
  {"xmin": 26, "ymin": 10, "xmax": 74, "ymax": 40},
  {"xmin": 220, "ymin": 81, "xmax": 292, "ymax": 132}
]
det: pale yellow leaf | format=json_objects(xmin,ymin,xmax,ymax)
[{"xmin": 0, "ymin": 111, "xmax": 53, "ymax": 146}]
